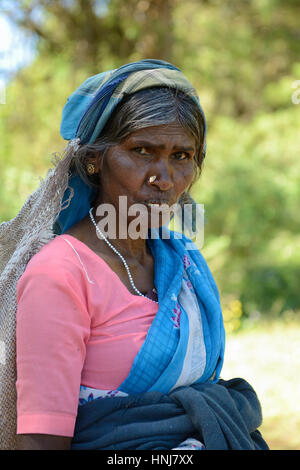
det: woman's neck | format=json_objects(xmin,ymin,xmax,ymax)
[{"xmin": 90, "ymin": 198, "xmax": 151, "ymax": 264}]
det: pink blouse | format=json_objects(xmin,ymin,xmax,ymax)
[{"xmin": 16, "ymin": 235, "xmax": 158, "ymax": 436}]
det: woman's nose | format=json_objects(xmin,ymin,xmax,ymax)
[{"xmin": 149, "ymin": 161, "xmax": 174, "ymax": 191}]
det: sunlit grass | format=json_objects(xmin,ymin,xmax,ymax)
[{"xmin": 221, "ymin": 318, "xmax": 300, "ymax": 450}]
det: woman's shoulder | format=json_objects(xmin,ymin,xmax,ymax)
[
  {"xmin": 26, "ymin": 234, "xmax": 82, "ymax": 267},
  {"xmin": 19, "ymin": 233, "xmax": 114, "ymax": 289},
  {"xmin": 20, "ymin": 234, "xmax": 98, "ymax": 283}
]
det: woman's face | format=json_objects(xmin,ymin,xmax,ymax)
[{"xmin": 94, "ymin": 123, "xmax": 196, "ymax": 231}]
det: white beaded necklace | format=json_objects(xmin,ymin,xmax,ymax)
[{"xmin": 89, "ymin": 207, "xmax": 158, "ymax": 304}]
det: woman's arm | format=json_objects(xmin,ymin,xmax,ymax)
[
  {"xmin": 16, "ymin": 261, "xmax": 91, "ymax": 445},
  {"xmin": 17, "ymin": 434, "xmax": 72, "ymax": 450}
]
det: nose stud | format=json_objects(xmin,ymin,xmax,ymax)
[{"xmin": 148, "ymin": 175, "xmax": 157, "ymax": 183}]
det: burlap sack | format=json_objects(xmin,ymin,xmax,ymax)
[{"xmin": 0, "ymin": 146, "xmax": 73, "ymax": 449}]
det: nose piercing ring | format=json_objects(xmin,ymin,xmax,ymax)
[{"xmin": 148, "ymin": 175, "xmax": 157, "ymax": 183}]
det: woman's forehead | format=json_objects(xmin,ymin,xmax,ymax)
[{"xmin": 124, "ymin": 123, "xmax": 196, "ymax": 148}]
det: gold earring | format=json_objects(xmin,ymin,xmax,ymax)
[{"xmin": 87, "ymin": 163, "xmax": 96, "ymax": 175}]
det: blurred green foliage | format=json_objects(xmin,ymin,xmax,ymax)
[{"xmin": 0, "ymin": 0, "xmax": 299, "ymax": 328}]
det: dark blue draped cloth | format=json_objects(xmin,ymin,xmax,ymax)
[{"xmin": 71, "ymin": 378, "xmax": 269, "ymax": 450}]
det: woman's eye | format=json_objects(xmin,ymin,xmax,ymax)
[
  {"xmin": 135, "ymin": 147, "xmax": 150, "ymax": 155},
  {"xmin": 174, "ymin": 152, "xmax": 190, "ymax": 161}
]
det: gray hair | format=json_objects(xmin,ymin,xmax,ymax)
[{"xmin": 72, "ymin": 87, "xmax": 206, "ymax": 196}]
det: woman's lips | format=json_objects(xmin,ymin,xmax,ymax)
[
  {"xmin": 143, "ymin": 201, "xmax": 171, "ymax": 214},
  {"xmin": 143, "ymin": 199, "xmax": 170, "ymax": 205}
]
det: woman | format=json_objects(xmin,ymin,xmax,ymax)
[{"xmin": 0, "ymin": 59, "xmax": 268, "ymax": 450}]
